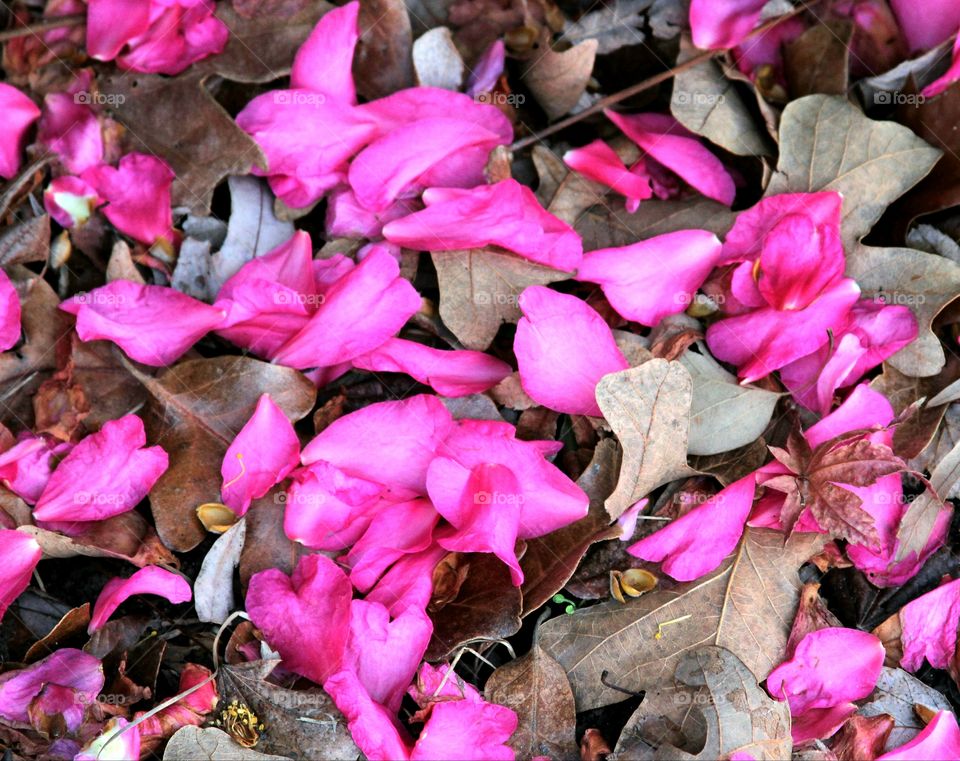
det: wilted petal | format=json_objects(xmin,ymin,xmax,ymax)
[
  {"xmin": 899, "ymin": 577, "xmax": 960, "ymax": 672},
  {"xmin": 0, "ymin": 83, "xmax": 41, "ymax": 180},
  {"xmin": 61, "ymin": 280, "xmax": 228, "ymax": 366},
  {"xmin": 382, "ymin": 179, "xmax": 583, "ymax": 271},
  {"xmin": 0, "ymin": 530, "xmax": 41, "ymax": 621},
  {"xmin": 411, "ymin": 699, "xmax": 518, "ymax": 761},
  {"xmin": 514, "ymin": 286, "xmax": 628, "ymax": 416},
  {"xmin": 246, "ymin": 554, "xmax": 353, "ymax": 684},
  {"xmin": 76, "ymin": 717, "xmax": 141, "ymax": 761},
  {"xmin": 290, "ymin": 1, "xmax": 359, "ymax": 101},
  {"xmin": 0, "ymin": 649, "xmax": 103, "ymax": 730},
  {"xmin": 563, "ymin": 139, "xmax": 652, "ymax": 211},
  {"xmin": 221, "ymin": 394, "xmax": 300, "ymax": 516},
  {"xmin": 0, "ymin": 269, "xmax": 21, "ymax": 352},
  {"xmin": 34, "ymin": 415, "xmax": 168, "ymax": 525},
  {"xmin": 466, "ymin": 39, "xmax": 506, "ymax": 97},
  {"xmin": 689, "ymin": 0, "xmax": 768, "ymax": 49},
  {"xmin": 627, "ymin": 474, "xmax": 756, "ymax": 581},
  {"xmin": 43, "ymin": 175, "xmax": 100, "ymax": 228},
  {"xmin": 878, "ymin": 710, "xmax": 960, "ymax": 760},
  {"xmin": 576, "ymin": 229, "xmax": 723, "ymax": 326},
  {"xmin": 324, "ymin": 669, "xmax": 413, "ymax": 760},
  {"xmin": 89, "ymin": 565, "xmax": 191, "ymax": 632},
  {"xmin": 135, "ymin": 663, "xmax": 218, "ymax": 752},
  {"xmin": 352, "ymin": 337, "xmax": 511, "ymax": 397}
]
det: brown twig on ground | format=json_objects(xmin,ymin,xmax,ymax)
[{"xmin": 0, "ymin": 13, "xmax": 85, "ymax": 43}]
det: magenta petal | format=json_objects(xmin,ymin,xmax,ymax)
[
  {"xmin": 217, "ymin": 231, "xmax": 317, "ymax": 301},
  {"xmin": 563, "ymin": 140, "xmax": 652, "ymax": 210},
  {"xmin": 0, "ymin": 269, "xmax": 21, "ymax": 352},
  {"xmin": 301, "ymin": 395, "xmax": 454, "ymax": 496},
  {"xmin": 324, "ymin": 669, "xmax": 413, "ymax": 760},
  {"xmin": 0, "ymin": 649, "xmax": 103, "ymax": 730},
  {"xmin": 411, "ymin": 700, "xmax": 518, "ymax": 761},
  {"xmin": 352, "ymin": 337, "xmax": 511, "ymax": 396},
  {"xmin": 221, "ymin": 394, "xmax": 300, "ymax": 516},
  {"xmin": 899, "ymin": 577, "xmax": 960, "ymax": 672},
  {"xmin": 889, "ymin": 0, "xmax": 960, "ymax": 51},
  {"xmin": 271, "ymin": 246, "xmax": 420, "ymax": 369},
  {"xmin": 0, "ymin": 530, "xmax": 41, "ymax": 621},
  {"xmin": 61, "ymin": 281, "xmax": 228, "ymax": 366},
  {"xmin": 290, "ymin": 2, "xmax": 360, "ymax": 101},
  {"xmin": 246, "ymin": 555, "xmax": 353, "ymax": 685},
  {"xmin": 804, "ymin": 383, "xmax": 894, "ymax": 447},
  {"xmin": 466, "ymin": 39, "xmax": 506, "ymax": 97},
  {"xmin": 366, "ymin": 545, "xmax": 448, "ymax": 618},
  {"xmin": 80, "ymin": 153, "xmax": 175, "ymax": 244},
  {"xmin": 627, "ymin": 474, "xmax": 755, "ymax": 581},
  {"xmin": 514, "ymin": 286, "xmax": 628, "ymax": 416},
  {"xmin": 76, "ymin": 717, "xmax": 141, "ymax": 761},
  {"xmin": 0, "ymin": 83, "xmax": 41, "ymax": 180},
  {"xmin": 0, "ymin": 435, "xmax": 69, "ymax": 505},
  {"xmin": 689, "ymin": 0, "xmax": 768, "ymax": 49},
  {"xmin": 85, "ymin": 0, "xmax": 151, "ymax": 60},
  {"xmin": 766, "ymin": 628, "xmax": 884, "ymax": 715},
  {"xmin": 790, "ymin": 704, "xmax": 858, "ymax": 744},
  {"xmin": 38, "ymin": 88, "xmax": 104, "ymax": 174},
  {"xmin": 89, "ymin": 566, "xmax": 191, "ymax": 632},
  {"xmin": 33, "ymin": 415, "xmax": 168, "ymax": 525},
  {"xmin": 113, "ymin": 2, "xmax": 228, "ymax": 75},
  {"xmin": 43, "ymin": 175, "xmax": 100, "ymax": 229},
  {"xmin": 878, "ymin": 710, "xmax": 960, "ymax": 760},
  {"xmin": 605, "ymin": 111, "xmax": 735, "ymax": 205},
  {"xmin": 577, "ymin": 229, "xmax": 722, "ymax": 326}
]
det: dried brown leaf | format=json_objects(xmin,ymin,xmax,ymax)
[
  {"xmin": 784, "ymin": 20, "xmax": 852, "ymax": 98},
  {"xmin": 354, "ymin": 0, "xmax": 415, "ymax": 99},
  {"xmin": 523, "ymin": 38, "xmax": 597, "ymax": 121},
  {"xmin": 859, "ymin": 667, "xmax": 952, "ymax": 753},
  {"xmin": 0, "ymin": 215, "xmax": 49, "ymax": 266}
]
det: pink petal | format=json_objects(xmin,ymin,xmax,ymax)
[
  {"xmin": 326, "ymin": 187, "xmax": 417, "ymax": 239},
  {"xmin": 889, "ymin": 0, "xmax": 960, "ymax": 51},
  {"xmin": 804, "ymin": 383, "xmax": 894, "ymax": 447},
  {"xmin": 689, "ymin": 0, "xmax": 768, "ymax": 49},
  {"xmin": 514, "ymin": 286, "xmax": 628, "ymax": 416},
  {"xmin": 80, "ymin": 153, "xmax": 175, "ymax": 244},
  {"xmin": 411, "ymin": 700, "xmax": 518, "ymax": 761},
  {"xmin": 0, "ymin": 649, "xmax": 103, "ymax": 730},
  {"xmin": 790, "ymin": 704, "xmax": 858, "ymax": 744},
  {"xmin": 0, "ymin": 269, "xmax": 21, "ymax": 352},
  {"xmin": 352, "ymin": 337, "xmax": 511, "ymax": 397},
  {"xmin": 33, "ymin": 415, "xmax": 168, "ymax": 526},
  {"xmin": 114, "ymin": 2, "xmax": 228, "ymax": 75},
  {"xmin": 323, "ymin": 669, "xmax": 413, "ymax": 760},
  {"xmin": 466, "ymin": 39, "xmax": 506, "ymax": 97},
  {"xmin": 0, "ymin": 530, "xmax": 41, "ymax": 621},
  {"xmin": 85, "ymin": 0, "xmax": 151, "ymax": 60},
  {"xmin": 731, "ymin": 17, "xmax": 806, "ymax": 83},
  {"xmin": 705, "ymin": 278, "xmax": 861, "ymax": 382},
  {"xmin": 89, "ymin": 566, "xmax": 191, "ymax": 632},
  {"xmin": 61, "ymin": 281, "xmax": 228, "ymax": 366},
  {"xmin": 271, "ymin": 246, "xmax": 420, "ymax": 369},
  {"xmin": 899, "ymin": 577, "xmax": 960, "ymax": 672},
  {"xmin": 0, "ymin": 83, "xmax": 41, "ymax": 180},
  {"xmin": 37, "ymin": 78, "xmax": 104, "ymax": 174},
  {"xmin": 563, "ymin": 140, "xmax": 652, "ymax": 211},
  {"xmin": 0, "ymin": 435, "xmax": 70, "ymax": 504},
  {"xmin": 216, "ymin": 231, "xmax": 317, "ymax": 301},
  {"xmin": 358, "ymin": 88, "xmax": 512, "ymax": 143},
  {"xmin": 290, "ymin": 2, "xmax": 359, "ymax": 101},
  {"xmin": 766, "ymin": 627, "xmax": 884, "ymax": 715},
  {"xmin": 76, "ymin": 717, "xmax": 141, "ymax": 761},
  {"xmin": 577, "ymin": 229, "xmax": 723, "ymax": 326},
  {"xmin": 878, "ymin": 710, "xmax": 960, "ymax": 760},
  {"xmin": 221, "ymin": 394, "xmax": 301, "ymax": 516},
  {"xmin": 43, "ymin": 175, "xmax": 101, "ymax": 229},
  {"xmin": 366, "ymin": 545, "xmax": 448, "ymax": 618},
  {"xmin": 627, "ymin": 474, "xmax": 756, "ymax": 581},
  {"xmin": 301, "ymin": 394, "xmax": 454, "ymax": 496},
  {"xmin": 382, "ymin": 180, "xmax": 583, "ymax": 271},
  {"xmin": 605, "ymin": 111, "xmax": 736, "ymax": 205},
  {"xmin": 246, "ymin": 555, "xmax": 353, "ymax": 685},
  {"xmin": 923, "ymin": 33, "xmax": 960, "ymax": 98}
]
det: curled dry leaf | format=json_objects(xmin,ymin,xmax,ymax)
[
  {"xmin": 523, "ymin": 38, "xmax": 598, "ymax": 121},
  {"xmin": 164, "ymin": 726, "xmax": 289, "ymax": 761},
  {"xmin": 354, "ymin": 0, "xmax": 415, "ymax": 99},
  {"xmin": 0, "ymin": 215, "xmax": 49, "ymax": 266},
  {"xmin": 859, "ymin": 667, "xmax": 953, "ymax": 753},
  {"xmin": 195, "ymin": 519, "xmax": 247, "ymax": 624}
]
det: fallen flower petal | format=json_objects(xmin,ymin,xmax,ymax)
[
  {"xmin": 75, "ymin": 717, "xmax": 141, "ymax": 761},
  {"xmin": 899, "ymin": 577, "xmax": 960, "ymax": 672},
  {"xmin": 410, "ymin": 698, "xmax": 517, "ymax": 760},
  {"xmin": 877, "ymin": 709, "xmax": 960, "ymax": 760},
  {"xmin": 0, "ymin": 530, "xmax": 42, "ymax": 621},
  {"xmin": 135, "ymin": 663, "xmax": 218, "ymax": 754},
  {"xmin": 290, "ymin": 2, "xmax": 360, "ymax": 101},
  {"xmin": 37, "ymin": 70, "xmax": 104, "ymax": 174},
  {"xmin": 563, "ymin": 139, "xmax": 652, "ymax": 212},
  {"xmin": 89, "ymin": 565, "xmax": 192, "ymax": 632},
  {"xmin": 689, "ymin": 0, "xmax": 768, "ymax": 49},
  {"xmin": 43, "ymin": 175, "xmax": 101, "ymax": 229},
  {"xmin": 0, "ymin": 83, "xmax": 41, "ymax": 180},
  {"xmin": 0, "ymin": 649, "xmax": 103, "ymax": 731},
  {"xmin": 0, "ymin": 434, "xmax": 71, "ymax": 505},
  {"xmin": 889, "ymin": 0, "xmax": 960, "ymax": 51},
  {"xmin": 0, "ymin": 269, "xmax": 21, "ymax": 352}
]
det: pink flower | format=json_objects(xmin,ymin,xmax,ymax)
[
  {"xmin": 878, "ymin": 710, "xmax": 960, "ymax": 760},
  {"xmin": 0, "ymin": 434, "xmax": 71, "ymax": 504},
  {"xmin": 86, "ymin": 0, "xmax": 228, "ymax": 75},
  {"xmin": 61, "ymin": 280, "xmax": 229, "ymax": 366},
  {"xmin": 89, "ymin": 565, "xmax": 192, "ymax": 632},
  {"xmin": 576, "ymin": 229, "xmax": 723, "ymax": 326},
  {"xmin": 605, "ymin": 111, "xmax": 736, "ymax": 206},
  {"xmin": 409, "ymin": 700, "xmax": 517, "ymax": 760},
  {"xmin": 0, "ymin": 269, "xmax": 21, "ymax": 352},
  {"xmin": 0, "ymin": 530, "xmax": 42, "ymax": 621},
  {"xmin": 898, "ymin": 577, "xmax": 960, "ymax": 672},
  {"xmin": 37, "ymin": 70, "xmax": 104, "ymax": 173},
  {"xmin": 0, "ymin": 649, "xmax": 104, "ymax": 732},
  {"xmin": 767, "ymin": 627, "xmax": 884, "ymax": 743},
  {"xmin": 382, "ymin": 180, "xmax": 583, "ymax": 271},
  {"xmin": 889, "ymin": 0, "xmax": 960, "ymax": 51},
  {"xmin": 290, "ymin": 2, "xmax": 360, "ymax": 103},
  {"xmin": 514, "ymin": 286, "xmax": 629, "ymax": 416},
  {"xmin": 221, "ymin": 394, "xmax": 300, "ymax": 516},
  {"xmin": 0, "ymin": 83, "xmax": 40, "ymax": 180},
  {"xmin": 33, "ymin": 415, "xmax": 168, "ymax": 527},
  {"xmin": 43, "ymin": 175, "xmax": 100, "ymax": 229},
  {"xmin": 627, "ymin": 474, "xmax": 756, "ymax": 581},
  {"xmin": 563, "ymin": 140, "xmax": 652, "ymax": 212},
  {"xmin": 689, "ymin": 0, "xmax": 768, "ymax": 49}
]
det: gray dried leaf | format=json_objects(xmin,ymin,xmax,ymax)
[
  {"xmin": 164, "ymin": 727, "xmax": 289, "ymax": 760},
  {"xmin": 412, "ymin": 27, "xmax": 464, "ymax": 89},
  {"xmin": 564, "ymin": 0, "xmax": 649, "ymax": 54},
  {"xmin": 860, "ymin": 667, "xmax": 952, "ymax": 753},
  {"xmin": 195, "ymin": 519, "xmax": 247, "ymax": 624}
]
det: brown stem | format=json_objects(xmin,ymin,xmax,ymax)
[{"xmin": 0, "ymin": 13, "xmax": 85, "ymax": 43}]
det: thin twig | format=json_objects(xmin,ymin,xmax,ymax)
[{"xmin": 0, "ymin": 13, "xmax": 85, "ymax": 43}]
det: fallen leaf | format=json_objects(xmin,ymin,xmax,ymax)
[
  {"xmin": 613, "ymin": 646, "xmax": 791, "ymax": 760},
  {"xmin": 23, "ymin": 604, "xmax": 90, "ymax": 663},
  {"xmin": 0, "ymin": 215, "xmax": 49, "ymax": 266},
  {"xmin": 690, "ymin": 438, "xmax": 770, "ymax": 486},
  {"xmin": 239, "ymin": 493, "xmax": 309, "ymax": 591},
  {"xmin": 784, "ymin": 20, "xmax": 852, "ymax": 98},
  {"xmin": 595, "ymin": 360, "xmax": 696, "ymax": 520},
  {"xmin": 523, "ymin": 38, "xmax": 598, "ymax": 121},
  {"xmin": 859, "ymin": 667, "xmax": 952, "ymax": 753},
  {"xmin": 894, "ymin": 434, "xmax": 959, "ymax": 564},
  {"xmin": 63, "ymin": 339, "xmax": 148, "ymax": 431},
  {"xmin": 563, "ymin": 0, "xmax": 647, "ymax": 54},
  {"xmin": 539, "ymin": 528, "xmax": 823, "ymax": 710},
  {"xmin": 164, "ymin": 726, "xmax": 289, "ymax": 760},
  {"xmin": 106, "ymin": 240, "xmax": 146, "ymax": 284},
  {"xmin": 432, "ymin": 248, "xmax": 570, "ymax": 350},
  {"xmin": 913, "ymin": 405, "xmax": 960, "ymax": 497},
  {"xmin": 195, "ymin": 519, "xmax": 247, "ymax": 624},
  {"xmin": 128, "ymin": 357, "xmax": 316, "ymax": 552},
  {"xmin": 533, "ymin": 145, "xmax": 610, "ymax": 226},
  {"xmin": 412, "ymin": 27, "xmax": 465, "ymax": 90},
  {"xmin": 354, "ymin": 0, "xmax": 415, "ymax": 99}
]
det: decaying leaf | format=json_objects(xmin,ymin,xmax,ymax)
[
  {"xmin": 523, "ymin": 38, "xmax": 598, "ymax": 121},
  {"xmin": 784, "ymin": 20, "xmax": 852, "ymax": 98},
  {"xmin": 195, "ymin": 519, "xmax": 247, "ymax": 624},
  {"xmin": 412, "ymin": 27, "xmax": 465, "ymax": 90},
  {"xmin": 164, "ymin": 726, "xmax": 288, "ymax": 760},
  {"xmin": 859, "ymin": 667, "xmax": 953, "ymax": 753},
  {"xmin": 354, "ymin": 0, "xmax": 415, "ymax": 99},
  {"xmin": 563, "ymin": 0, "xmax": 647, "ymax": 54},
  {"xmin": 0, "ymin": 215, "xmax": 49, "ymax": 266},
  {"xmin": 595, "ymin": 360, "xmax": 695, "ymax": 520},
  {"xmin": 539, "ymin": 528, "xmax": 823, "ymax": 710}
]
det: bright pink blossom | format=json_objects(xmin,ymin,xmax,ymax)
[
  {"xmin": 221, "ymin": 394, "xmax": 300, "ymax": 516},
  {"xmin": 514, "ymin": 286, "xmax": 629, "ymax": 416},
  {"xmin": 86, "ymin": 0, "xmax": 228, "ymax": 75},
  {"xmin": 0, "ymin": 269, "xmax": 21, "ymax": 352},
  {"xmin": 563, "ymin": 140, "xmax": 652, "ymax": 212},
  {"xmin": 0, "ymin": 530, "xmax": 42, "ymax": 621},
  {"xmin": 627, "ymin": 474, "xmax": 756, "ymax": 581},
  {"xmin": 382, "ymin": 180, "xmax": 583, "ymax": 271},
  {"xmin": 878, "ymin": 710, "xmax": 960, "ymax": 760},
  {"xmin": 689, "ymin": 0, "xmax": 768, "ymax": 49},
  {"xmin": 898, "ymin": 577, "xmax": 960, "ymax": 672},
  {"xmin": 61, "ymin": 280, "xmax": 229, "ymax": 366},
  {"xmin": 89, "ymin": 565, "xmax": 192, "ymax": 632},
  {"xmin": 37, "ymin": 70, "xmax": 104, "ymax": 173},
  {"xmin": 0, "ymin": 83, "xmax": 40, "ymax": 180},
  {"xmin": 576, "ymin": 229, "xmax": 723, "ymax": 326},
  {"xmin": 33, "ymin": 415, "xmax": 168, "ymax": 527}
]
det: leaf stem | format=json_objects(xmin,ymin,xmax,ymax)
[{"xmin": 0, "ymin": 13, "xmax": 86, "ymax": 43}]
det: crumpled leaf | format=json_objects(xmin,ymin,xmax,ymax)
[
  {"xmin": 412, "ymin": 27, "xmax": 465, "ymax": 90},
  {"xmin": 127, "ymin": 357, "xmax": 316, "ymax": 552},
  {"xmin": 0, "ymin": 216, "xmax": 49, "ymax": 267},
  {"xmin": 859, "ymin": 667, "xmax": 953, "ymax": 753},
  {"xmin": 354, "ymin": 0, "xmax": 415, "ymax": 99},
  {"xmin": 195, "ymin": 519, "xmax": 247, "ymax": 624},
  {"xmin": 784, "ymin": 20, "xmax": 852, "ymax": 98},
  {"xmin": 595, "ymin": 360, "xmax": 696, "ymax": 520},
  {"xmin": 486, "ymin": 644, "xmax": 578, "ymax": 759},
  {"xmin": 164, "ymin": 726, "xmax": 288, "ymax": 760},
  {"xmin": 612, "ymin": 646, "xmax": 792, "ymax": 760},
  {"xmin": 523, "ymin": 39, "xmax": 598, "ymax": 121},
  {"xmin": 563, "ymin": 0, "xmax": 648, "ymax": 54},
  {"xmin": 533, "ymin": 146, "xmax": 610, "ymax": 227},
  {"xmin": 540, "ymin": 528, "xmax": 824, "ymax": 710},
  {"xmin": 432, "ymin": 248, "xmax": 570, "ymax": 351}
]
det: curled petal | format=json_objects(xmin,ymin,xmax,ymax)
[
  {"xmin": 0, "ymin": 649, "xmax": 103, "ymax": 730},
  {"xmin": 89, "ymin": 565, "xmax": 192, "ymax": 632},
  {"xmin": 291, "ymin": 2, "xmax": 360, "ymax": 100},
  {"xmin": 0, "ymin": 269, "xmax": 21, "ymax": 352},
  {"xmin": 0, "ymin": 83, "xmax": 41, "ymax": 180},
  {"xmin": 899, "ymin": 577, "xmax": 960, "ymax": 672},
  {"xmin": 563, "ymin": 140, "xmax": 652, "ymax": 211},
  {"xmin": 0, "ymin": 530, "xmax": 42, "ymax": 621},
  {"xmin": 878, "ymin": 710, "xmax": 960, "ymax": 760}
]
